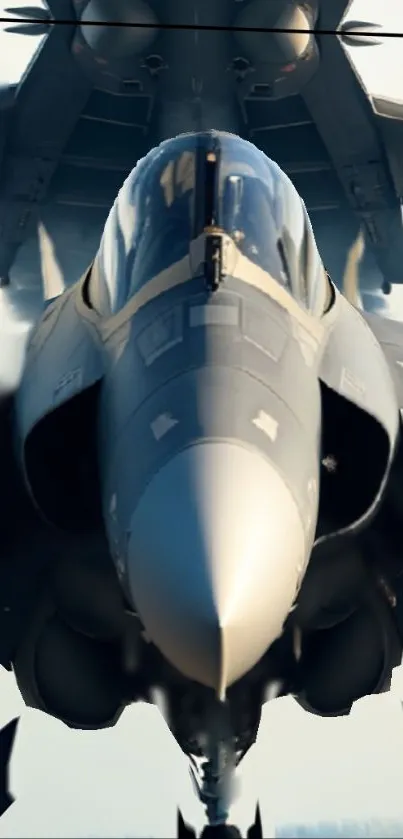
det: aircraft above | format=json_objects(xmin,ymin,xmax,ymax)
[
  {"xmin": 0, "ymin": 0, "xmax": 403, "ymax": 319},
  {"xmin": 1, "ymin": 130, "xmax": 403, "ymax": 837}
]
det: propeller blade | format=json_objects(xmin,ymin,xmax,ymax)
[{"xmin": 0, "ymin": 718, "xmax": 19, "ymax": 818}]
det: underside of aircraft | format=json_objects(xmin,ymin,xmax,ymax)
[{"xmin": 0, "ymin": 0, "xmax": 403, "ymax": 319}]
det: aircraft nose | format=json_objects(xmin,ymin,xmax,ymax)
[{"xmin": 127, "ymin": 442, "xmax": 308, "ymax": 696}]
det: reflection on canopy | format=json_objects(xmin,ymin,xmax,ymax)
[{"xmin": 91, "ymin": 131, "xmax": 327, "ymax": 317}]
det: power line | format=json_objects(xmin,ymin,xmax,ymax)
[{"xmin": 0, "ymin": 16, "xmax": 402, "ymax": 37}]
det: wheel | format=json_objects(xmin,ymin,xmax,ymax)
[
  {"xmin": 200, "ymin": 826, "xmax": 242, "ymax": 839},
  {"xmin": 177, "ymin": 813, "xmax": 242, "ymax": 839}
]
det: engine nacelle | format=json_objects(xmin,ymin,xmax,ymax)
[{"xmin": 293, "ymin": 540, "xmax": 402, "ymax": 716}]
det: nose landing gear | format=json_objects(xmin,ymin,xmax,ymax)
[
  {"xmin": 177, "ymin": 700, "xmax": 263, "ymax": 839},
  {"xmin": 177, "ymin": 805, "xmax": 263, "ymax": 839}
]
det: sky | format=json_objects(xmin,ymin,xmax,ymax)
[{"xmin": 1, "ymin": 2, "xmax": 403, "ymax": 838}]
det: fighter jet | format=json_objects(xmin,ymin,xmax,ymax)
[{"xmin": 2, "ymin": 131, "xmax": 403, "ymax": 838}]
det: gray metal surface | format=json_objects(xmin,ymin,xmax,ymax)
[
  {"xmin": 2, "ymin": 130, "xmax": 402, "ymax": 702},
  {"xmin": 127, "ymin": 440, "xmax": 306, "ymax": 694},
  {"xmin": 1, "ymin": 0, "xmax": 403, "ymax": 305},
  {"xmin": 3, "ymin": 131, "xmax": 403, "ymax": 839}
]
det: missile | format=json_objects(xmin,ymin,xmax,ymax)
[
  {"xmin": 4, "ymin": 4, "xmax": 52, "ymax": 36},
  {"xmin": 339, "ymin": 20, "xmax": 384, "ymax": 48}
]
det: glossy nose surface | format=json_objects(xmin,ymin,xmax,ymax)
[{"xmin": 127, "ymin": 441, "xmax": 307, "ymax": 696}]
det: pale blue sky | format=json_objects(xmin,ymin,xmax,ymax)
[{"xmin": 1, "ymin": 3, "xmax": 403, "ymax": 837}]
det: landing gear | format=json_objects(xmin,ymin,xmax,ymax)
[
  {"xmin": 191, "ymin": 699, "xmax": 237, "ymax": 826},
  {"xmin": 177, "ymin": 811, "xmax": 242, "ymax": 839},
  {"xmin": 177, "ymin": 701, "xmax": 263, "ymax": 839},
  {"xmin": 177, "ymin": 806, "xmax": 263, "ymax": 839}
]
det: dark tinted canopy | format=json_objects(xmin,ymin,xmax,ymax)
[{"xmin": 91, "ymin": 131, "xmax": 326, "ymax": 316}]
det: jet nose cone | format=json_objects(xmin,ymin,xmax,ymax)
[{"xmin": 127, "ymin": 442, "xmax": 308, "ymax": 695}]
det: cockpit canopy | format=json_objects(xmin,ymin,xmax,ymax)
[{"xmin": 89, "ymin": 131, "xmax": 328, "ymax": 317}]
